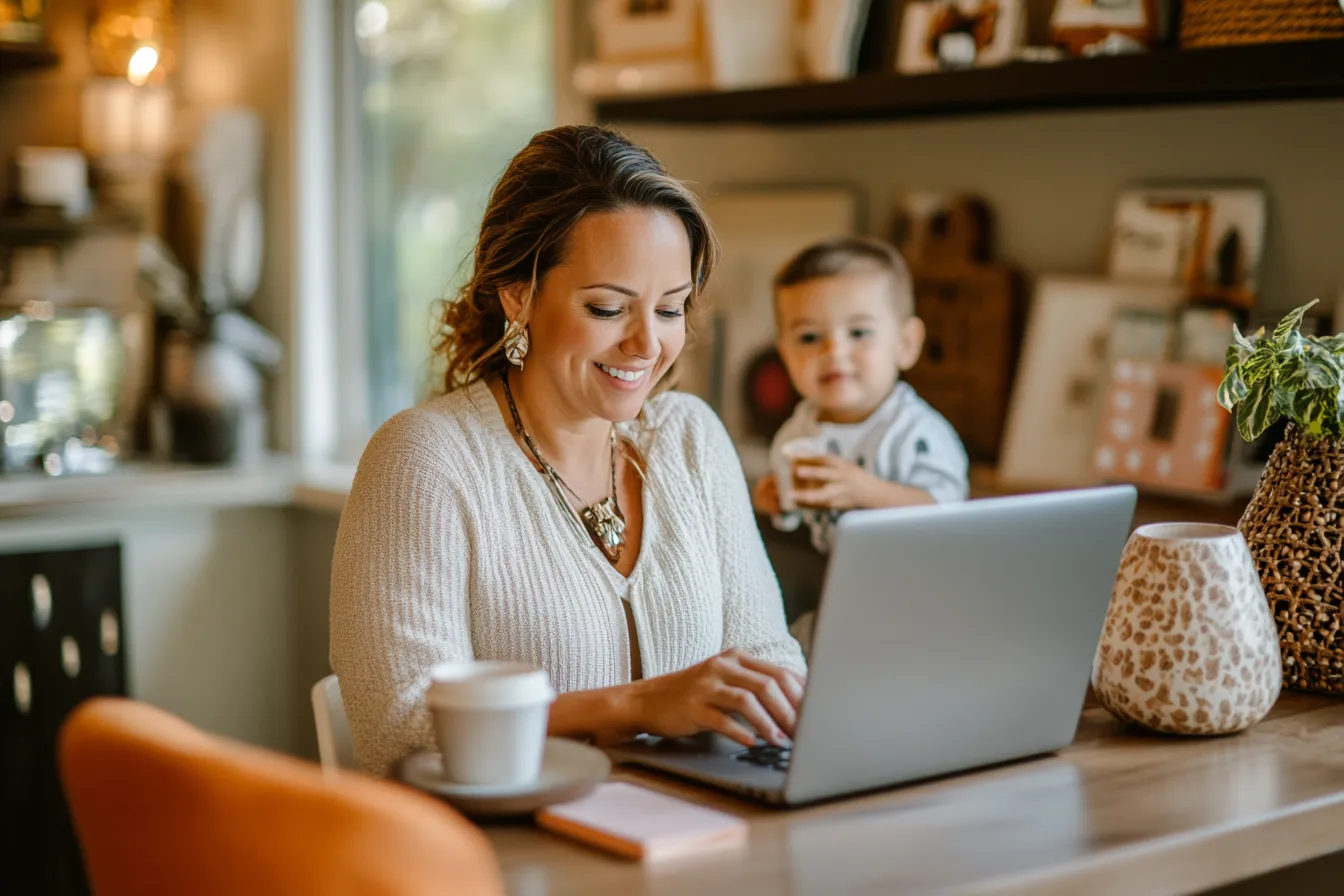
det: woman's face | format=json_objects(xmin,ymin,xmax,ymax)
[{"xmin": 509, "ymin": 207, "xmax": 694, "ymax": 423}]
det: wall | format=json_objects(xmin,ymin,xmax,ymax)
[{"xmin": 622, "ymin": 99, "xmax": 1344, "ymax": 317}]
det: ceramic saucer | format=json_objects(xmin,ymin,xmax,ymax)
[{"xmin": 398, "ymin": 737, "xmax": 610, "ymax": 817}]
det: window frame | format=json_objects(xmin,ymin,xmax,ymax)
[{"xmin": 291, "ymin": 0, "xmax": 587, "ymax": 465}]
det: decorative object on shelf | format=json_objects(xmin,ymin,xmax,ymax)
[
  {"xmin": 799, "ymin": 0, "xmax": 871, "ymax": 80},
  {"xmin": 191, "ymin": 109, "xmax": 263, "ymax": 316},
  {"xmin": 14, "ymin": 147, "xmax": 90, "ymax": 217},
  {"xmin": 82, "ymin": 1, "xmax": 175, "ymax": 233},
  {"xmin": 149, "ymin": 108, "xmax": 276, "ymax": 467},
  {"xmin": 683, "ymin": 187, "xmax": 857, "ymax": 472},
  {"xmin": 891, "ymin": 193, "xmax": 1023, "ymax": 463},
  {"xmin": 590, "ymin": 0, "xmax": 698, "ymax": 61},
  {"xmin": 576, "ymin": 0, "xmax": 708, "ymax": 97},
  {"xmin": 1180, "ymin": 0, "xmax": 1344, "ymax": 47},
  {"xmin": 1092, "ymin": 359, "xmax": 1231, "ymax": 494},
  {"xmin": 1219, "ymin": 300, "xmax": 1344, "ymax": 693},
  {"xmin": 998, "ymin": 278, "xmax": 1183, "ymax": 489},
  {"xmin": 896, "ymin": 0, "xmax": 1025, "ymax": 74},
  {"xmin": 703, "ymin": 0, "xmax": 798, "ymax": 88},
  {"xmin": 1050, "ymin": 0, "xmax": 1169, "ymax": 56},
  {"xmin": 0, "ymin": 0, "xmax": 44, "ymax": 44},
  {"xmin": 1178, "ymin": 305, "xmax": 1242, "ymax": 365},
  {"xmin": 743, "ymin": 347, "xmax": 800, "ymax": 440},
  {"xmin": 1092, "ymin": 522, "xmax": 1281, "ymax": 735},
  {"xmin": 81, "ymin": 78, "xmax": 174, "ymax": 232},
  {"xmin": 1107, "ymin": 184, "xmax": 1267, "ymax": 310}
]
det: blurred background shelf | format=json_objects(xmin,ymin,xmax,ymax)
[
  {"xmin": 0, "ymin": 41, "xmax": 59, "ymax": 75},
  {"xmin": 596, "ymin": 39, "xmax": 1344, "ymax": 126}
]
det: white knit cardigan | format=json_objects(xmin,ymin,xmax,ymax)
[{"xmin": 329, "ymin": 380, "xmax": 806, "ymax": 775}]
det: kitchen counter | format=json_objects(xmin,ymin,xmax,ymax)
[{"xmin": 0, "ymin": 457, "xmax": 356, "ymax": 517}]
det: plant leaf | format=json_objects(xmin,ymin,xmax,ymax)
[
  {"xmin": 1232, "ymin": 322, "xmax": 1259, "ymax": 353},
  {"xmin": 1290, "ymin": 389, "xmax": 1337, "ymax": 437},
  {"xmin": 1236, "ymin": 383, "xmax": 1280, "ymax": 442},
  {"xmin": 1240, "ymin": 343, "xmax": 1279, "ymax": 385},
  {"xmin": 1316, "ymin": 334, "xmax": 1344, "ymax": 353},
  {"xmin": 1300, "ymin": 342, "xmax": 1344, "ymax": 390},
  {"xmin": 1271, "ymin": 300, "xmax": 1319, "ymax": 344},
  {"xmin": 1218, "ymin": 364, "xmax": 1250, "ymax": 410}
]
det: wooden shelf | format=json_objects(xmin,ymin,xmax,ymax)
[
  {"xmin": 0, "ymin": 41, "xmax": 58, "ymax": 74},
  {"xmin": 596, "ymin": 39, "xmax": 1344, "ymax": 126}
]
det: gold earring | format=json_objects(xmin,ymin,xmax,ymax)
[{"xmin": 503, "ymin": 319, "xmax": 529, "ymax": 368}]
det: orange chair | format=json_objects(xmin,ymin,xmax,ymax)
[{"xmin": 58, "ymin": 697, "xmax": 505, "ymax": 896}]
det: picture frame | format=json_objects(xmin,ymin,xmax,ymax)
[
  {"xmin": 677, "ymin": 187, "xmax": 859, "ymax": 479},
  {"xmin": 1049, "ymin": 0, "xmax": 1167, "ymax": 56},
  {"xmin": 896, "ymin": 0, "xmax": 1026, "ymax": 74},
  {"xmin": 1092, "ymin": 360, "xmax": 1230, "ymax": 495},
  {"xmin": 589, "ymin": 0, "xmax": 699, "ymax": 62},
  {"xmin": 1107, "ymin": 184, "xmax": 1268, "ymax": 310},
  {"xmin": 997, "ymin": 277, "xmax": 1184, "ymax": 489}
]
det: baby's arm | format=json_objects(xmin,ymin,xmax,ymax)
[{"xmin": 882, "ymin": 415, "xmax": 970, "ymax": 505}]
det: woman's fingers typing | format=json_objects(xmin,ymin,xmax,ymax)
[
  {"xmin": 720, "ymin": 666, "xmax": 796, "ymax": 737},
  {"xmin": 738, "ymin": 653, "xmax": 806, "ymax": 710}
]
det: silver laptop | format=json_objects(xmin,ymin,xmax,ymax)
[{"xmin": 609, "ymin": 486, "xmax": 1137, "ymax": 806}]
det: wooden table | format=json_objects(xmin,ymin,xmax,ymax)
[{"xmin": 484, "ymin": 693, "xmax": 1344, "ymax": 895}]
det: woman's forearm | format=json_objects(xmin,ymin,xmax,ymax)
[{"xmin": 547, "ymin": 681, "xmax": 646, "ymax": 743}]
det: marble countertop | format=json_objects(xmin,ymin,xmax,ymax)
[{"xmin": 0, "ymin": 456, "xmax": 356, "ymax": 517}]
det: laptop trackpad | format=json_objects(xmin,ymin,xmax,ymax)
[{"xmin": 609, "ymin": 733, "xmax": 789, "ymax": 791}]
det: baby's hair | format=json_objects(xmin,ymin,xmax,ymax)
[{"xmin": 773, "ymin": 236, "xmax": 915, "ymax": 319}]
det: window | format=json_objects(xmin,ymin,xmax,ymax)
[{"xmin": 338, "ymin": 0, "xmax": 553, "ymax": 434}]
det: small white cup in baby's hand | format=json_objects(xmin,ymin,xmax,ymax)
[
  {"xmin": 426, "ymin": 661, "xmax": 555, "ymax": 787},
  {"xmin": 775, "ymin": 437, "xmax": 828, "ymax": 512}
]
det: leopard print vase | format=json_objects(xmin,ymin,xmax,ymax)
[{"xmin": 1092, "ymin": 523, "xmax": 1282, "ymax": 735}]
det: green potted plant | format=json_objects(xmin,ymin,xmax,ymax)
[{"xmin": 1219, "ymin": 299, "xmax": 1344, "ymax": 693}]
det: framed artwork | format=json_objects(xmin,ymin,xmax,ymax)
[
  {"xmin": 997, "ymin": 277, "xmax": 1184, "ymax": 489},
  {"xmin": 1049, "ymin": 0, "xmax": 1167, "ymax": 56},
  {"xmin": 1107, "ymin": 185, "xmax": 1268, "ymax": 310},
  {"xmin": 897, "ymin": 0, "xmax": 1026, "ymax": 74},
  {"xmin": 589, "ymin": 0, "xmax": 699, "ymax": 62},
  {"xmin": 677, "ymin": 187, "xmax": 859, "ymax": 479},
  {"xmin": 1092, "ymin": 360, "xmax": 1230, "ymax": 495}
]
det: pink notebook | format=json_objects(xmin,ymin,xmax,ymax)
[{"xmin": 536, "ymin": 782, "xmax": 749, "ymax": 862}]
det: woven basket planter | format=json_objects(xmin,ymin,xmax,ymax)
[
  {"xmin": 1238, "ymin": 424, "xmax": 1344, "ymax": 693},
  {"xmin": 1180, "ymin": 0, "xmax": 1344, "ymax": 47}
]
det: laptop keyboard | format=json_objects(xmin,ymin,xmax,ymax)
[{"xmin": 734, "ymin": 742, "xmax": 791, "ymax": 771}]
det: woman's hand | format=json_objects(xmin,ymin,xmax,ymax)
[
  {"xmin": 631, "ymin": 648, "xmax": 805, "ymax": 747},
  {"xmin": 752, "ymin": 473, "xmax": 783, "ymax": 515}
]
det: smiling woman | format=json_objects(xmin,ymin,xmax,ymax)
[{"xmin": 329, "ymin": 125, "xmax": 807, "ymax": 777}]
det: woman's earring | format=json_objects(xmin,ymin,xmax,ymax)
[{"xmin": 503, "ymin": 319, "xmax": 529, "ymax": 368}]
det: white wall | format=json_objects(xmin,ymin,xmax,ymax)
[{"xmin": 621, "ymin": 99, "xmax": 1344, "ymax": 317}]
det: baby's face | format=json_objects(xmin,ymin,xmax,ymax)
[{"xmin": 775, "ymin": 272, "xmax": 923, "ymax": 424}]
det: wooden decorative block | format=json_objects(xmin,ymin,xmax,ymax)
[
  {"xmin": 1092, "ymin": 360, "xmax": 1230, "ymax": 494},
  {"xmin": 896, "ymin": 196, "xmax": 1025, "ymax": 463}
]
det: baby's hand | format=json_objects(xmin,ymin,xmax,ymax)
[
  {"xmin": 791, "ymin": 457, "xmax": 884, "ymax": 511},
  {"xmin": 752, "ymin": 473, "xmax": 783, "ymax": 515}
]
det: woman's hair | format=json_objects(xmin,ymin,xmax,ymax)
[{"xmin": 434, "ymin": 125, "xmax": 719, "ymax": 392}]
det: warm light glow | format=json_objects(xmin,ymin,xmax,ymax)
[
  {"xmin": 127, "ymin": 45, "xmax": 159, "ymax": 85},
  {"xmin": 89, "ymin": 1, "xmax": 176, "ymax": 84}
]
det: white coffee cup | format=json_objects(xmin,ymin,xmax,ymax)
[
  {"xmin": 426, "ymin": 661, "xmax": 555, "ymax": 787},
  {"xmin": 775, "ymin": 436, "xmax": 828, "ymax": 512}
]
